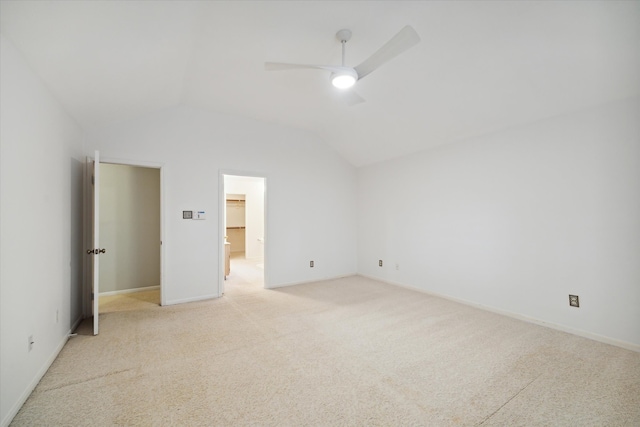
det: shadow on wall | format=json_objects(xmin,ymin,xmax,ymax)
[{"xmin": 70, "ymin": 157, "xmax": 84, "ymax": 329}]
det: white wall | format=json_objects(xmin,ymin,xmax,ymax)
[
  {"xmin": 0, "ymin": 35, "xmax": 84, "ymax": 426},
  {"xmin": 225, "ymin": 175, "xmax": 264, "ymax": 259},
  {"xmin": 99, "ymin": 164, "xmax": 160, "ymax": 293},
  {"xmin": 85, "ymin": 105, "xmax": 357, "ymax": 303},
  {"xmin": 358, "ymin": 97, "xmax": 640, "ymax": 349}
]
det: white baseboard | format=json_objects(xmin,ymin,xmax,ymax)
[
  {"xmin": 1, "ymin": 331, "xmax": 71, "ymax": 427},
  {"xmin": 99, "ymin": 285, "xmax": 159, "ymax": 297},
  {"xmin": 358, "ymin": 274, "xmax": 640, "ymax": 353},
  {"xmin": 164, "ymin": 293, "xmax": 219, "ymax": 306}
]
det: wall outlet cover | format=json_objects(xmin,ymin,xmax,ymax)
[
  {"xmin": 183, "ymin": 210, "xmax": 193, "ymax": 219},
  {"xmin": 569, "ymin": 295, "xmax": 579, "ymax": 307}
]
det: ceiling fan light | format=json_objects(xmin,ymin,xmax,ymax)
[{"xmin": 331, "ymin": 72, "xmax": 356, "ymax": 89}]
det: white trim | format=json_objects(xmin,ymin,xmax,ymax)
[
  {"xmin": 163, "ymin": 294, "xmax": 219, "ymax": 306},
  {"xmin": 358, "ymin": 274, "xmax": 640, "ymax": 353},
  {"xmin": 219, "ymin": 172, "xmax": 225, "ymax": 297},
  {"xmin": 1, "ymin": 332, "xmax": 70, "ymax": 427},
  {"xmin": 99, "ymin": 285, "xmax": 160, "ymax": 297},
  {"xmin": 99, "ymin": 156, "xmax": 165, "ymax": 169},
  {"xmin": 159, "ymin": 166, "xmax": 165, "ymax": 306},
  {"xmin": 266, "ymin": 274, "xmax": 355, "ymax": 290}
]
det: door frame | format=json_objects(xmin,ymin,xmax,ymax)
[
  {"xmin": 218, "ymin": 170, "xmax": 268, "ymax": 296},
  {"xmin": 84, "ymin": 156, "xmax": 166, "ymax": 316}
]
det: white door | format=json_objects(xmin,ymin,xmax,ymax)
[{"xmin": 87, "ymin": 151, "xmax": 102, "ymax": 335}]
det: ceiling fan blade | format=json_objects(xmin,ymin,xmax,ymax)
[
  {"xmin": 340, "ymin": 90, "xmax": 365, "ymax": 106},
  {"xmin": 354, "ymin": 25, "xmax": 420, "ymax": 80},
  {"xmin": 265, "ymin": 62, "xmax": 344, "ymax": 73},
  {"xmin": 265, "ymin": 62, "xmax": 321, "ymax": 71}
]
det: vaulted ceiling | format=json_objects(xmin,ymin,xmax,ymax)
[{"xmin": 1, "ymin": 1, "xmax": 638, "ymax": 166}]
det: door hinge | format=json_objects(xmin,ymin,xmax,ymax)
[
  {"xmin": 91, "ymin": 175, "xmax": 95, "ymax": 185},
  {"xmin": 91, "ymin": 292, "xmax": 94, "ymax": 300}
]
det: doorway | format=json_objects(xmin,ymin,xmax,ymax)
[
  {"xmin": 220, "ymin": 173, "xmax": 267, "ymax": 296},
  {"xmin": 98, "ymin": 163, "xmax": 162, "ymax": 313}
]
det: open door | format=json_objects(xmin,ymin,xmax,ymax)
[{"xmin": 86, "ymin": 151, "xmax": 103, "ymax": 335}]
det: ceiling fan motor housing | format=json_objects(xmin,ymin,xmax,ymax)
[{"xmin": 336, "ymin": 29, "xmax": 352, "ymax": 42}]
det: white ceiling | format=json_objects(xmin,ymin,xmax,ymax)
[{"xmin": 1, "ymin": 1, "xmax": 639, "ymax": 166}]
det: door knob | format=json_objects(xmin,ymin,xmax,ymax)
[{"xmin": 86, "ymin": 248, "xmax": 106, "ymax": 255}]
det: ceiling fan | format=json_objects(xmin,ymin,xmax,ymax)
[{"xmin": 265, "ymin": 26, "xmax": 420, "ymax": 106}]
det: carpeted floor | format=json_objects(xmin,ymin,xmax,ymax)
[
  {"xmin": 10, "ymin": 260, "xmax": 640, "ymax": 426},
  {"xmin": 99, "ymin": 289, "xmax": 161, "ymax": 314}
]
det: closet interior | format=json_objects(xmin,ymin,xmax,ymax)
[{"xmin": 226, "ymin": 194, "xmax": 246, "ymax": 254}]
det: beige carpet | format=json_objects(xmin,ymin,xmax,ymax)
[
  {"xmin": 99, "ymin": 289, "xmax": 161, "ymax": 314},
  {"xmin": 11, "ymin": 270, "xmax": 640, "ymax": 425}
]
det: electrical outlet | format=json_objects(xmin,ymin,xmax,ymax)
[
  {"xmin": 569, "ymin": 295, "xmax": 579, "ymax": 307},
  {"xmin": 310, "ymin": 260, "xmax": 314, "ymax": 268},
  {"xmin": 28, "ymin": 335, "xmax": 34, "ymax": 352},
  {"xmin": 379, "ymin": 260, "xmax": 383, "ymax": 267}
]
